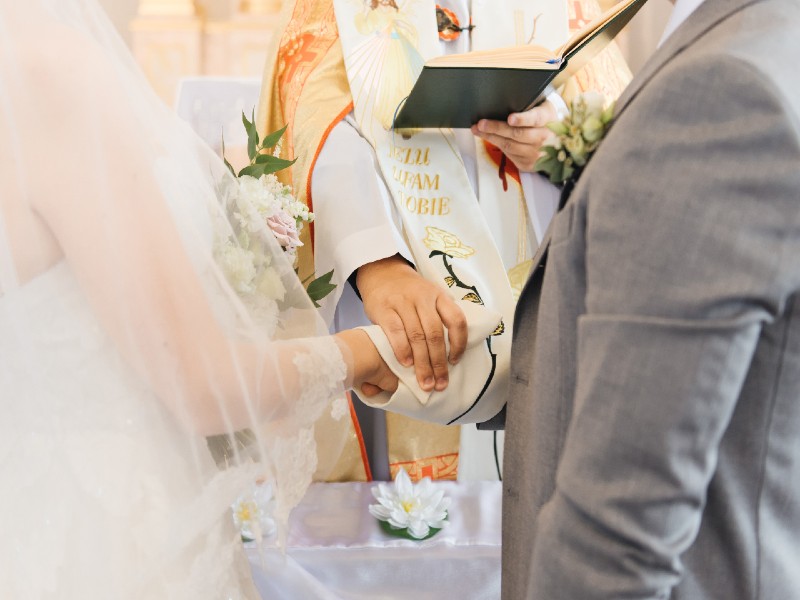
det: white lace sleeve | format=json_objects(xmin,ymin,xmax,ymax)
[{"xmin": 292, "ymin": 336, "xmax": 348, "ymax": 428}]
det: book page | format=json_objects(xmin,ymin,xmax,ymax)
[{"xmin": 426, "ymin": 44, "xmax": 560, "ymax": 69}]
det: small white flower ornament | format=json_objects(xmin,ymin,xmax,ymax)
[
  {"xmin": 232, "ymin": 482, "xmax": 277, "ymax": 543},
  {"xmin": 369, "ymin": 468, "xmax": 450, "ymax": 540}
]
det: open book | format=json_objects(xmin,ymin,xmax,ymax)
[{"xmin": 393, "ymin": 0, "xmax": 648, "ymax": 129}]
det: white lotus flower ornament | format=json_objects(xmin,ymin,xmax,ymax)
[
  {"xmin": 232, "ymin": 482, "xmax": 277, "ymax": 543},
  {"xmin": 369, "ymin": 468, "xmax": 450, "ymax": 540}
]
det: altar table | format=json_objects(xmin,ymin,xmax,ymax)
[{"xmin": 246, "ymin": 481, "xmax": 501, "ymax": 600}]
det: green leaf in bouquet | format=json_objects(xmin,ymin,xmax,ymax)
[
  {"xmin": 238, "ymin": 163, "xmax": 269, "ymax": 179},
  {"xmin": 254, "ymin": 153, "xmax": 297, "ymax": 175},
  {"xmin": 305, "ymin": 269, "xmax": 337, "ymax": 308},
  {"xmin": 221, "ymin": 133, "xmax": 236, "ymax": 178},
  {"xmin": 242, "ymin": 110, "xmax": 260, "ymax": 162},
  {"xmin": 260, "ymin": 124, "xmax": 288, "ymax": 151}
]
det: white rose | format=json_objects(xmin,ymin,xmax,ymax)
[
  {"xmin": 218, "ymin": 243, "xmax": 257, "ymax": 294},
  {"xmin": 581, "ymin": 91, "xmax": 605, "ymax": 117},
  {"xmin": 256, "ymin": 267, "xmax": 286, "ymax": 301},
  {"xmin": 267, "ymin": 209, "xmax": 303, "ymax": 249}
]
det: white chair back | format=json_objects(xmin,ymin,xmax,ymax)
[{"xmin": 175, "ymin": 76, "xmax": 263, "ymax": 157}]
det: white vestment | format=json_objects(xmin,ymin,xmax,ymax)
[{"xmin": 311, "ymin": 0, "xmax": 563, "ymax": 480}]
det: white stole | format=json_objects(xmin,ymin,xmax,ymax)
[{"xmin": 333, "ymin": 0, "xmax": 567, "ymax": 424}]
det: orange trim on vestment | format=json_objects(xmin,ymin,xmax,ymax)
[
  {"xmin": 347, "ymin": 391, "xmax": 372, "ymax": 482},
  {"xmin": 483, "ymin": 140, "xmax": 521, "ymax": 191},
  {"xmin": 305, "ymin": 101, "xmax": 354, "ymax": 251},
  {"xmin": 389, "ymin": 451, "xmax": 459, "ymax": 482}
]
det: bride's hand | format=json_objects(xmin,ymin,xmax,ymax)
[{"xmin": 336, "ymin": 329, "xmax": 399, "ymax": 397}]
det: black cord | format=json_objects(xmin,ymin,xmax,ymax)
[{"xmin": 493, "ymin": 430, "xmax": 502, "ymax": 481}]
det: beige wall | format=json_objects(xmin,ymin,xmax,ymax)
[
  {"xmin": 100, "ymin": 0, "xmax": 672, "ymax": 76},
  {"xmin": 97, "ymin": 0, "xmax": 234, "ymax": 44},
  {"xmin": 97, "ymin": 0, "xmax": 139, "ymax": 43},
  {"xmin": 623, "ymin": 0, "xmax": 673, "ymax": 73}
]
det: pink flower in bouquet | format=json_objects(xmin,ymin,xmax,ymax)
[{"xmin": 267, "ymin": 209, "xmax": 303, "ymax": 249}]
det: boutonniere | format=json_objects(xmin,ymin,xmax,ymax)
[{"xmin": 535, "ymin": 91, "xmax": 615, "ymax": 187}]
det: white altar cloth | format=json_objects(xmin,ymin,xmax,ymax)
[{"xmin": 247, "ymin": 481, "xmax": 501, "ymax": 599}]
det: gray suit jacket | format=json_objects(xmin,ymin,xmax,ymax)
[{"xmin": 503, "ymin": 0, "xmax": 800, "ymax": 598}]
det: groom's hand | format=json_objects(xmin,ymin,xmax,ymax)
[
  {"xmin": 356, "ymin": 254, "xmax": 466, "ymax": 393},
  {"xmin": 471, "ymin": 100, "xmax": 559, "ymax": 172}
]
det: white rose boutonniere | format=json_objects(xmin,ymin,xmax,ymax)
[{"xmin": 535, "ymin": 91, "xmax": 615, "ymax": 186}]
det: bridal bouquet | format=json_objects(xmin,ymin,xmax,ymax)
[{"xmin": 214, "ymin": 112, "xmax": 335, "ymax": 321}]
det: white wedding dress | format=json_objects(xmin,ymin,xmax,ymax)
[
  {"xmin": 0, "ymin": 261, "xmax": 261, "ymax": 599},
  {"xmin": 0, "ymin": 1, "xmax": 352, "ymax": 598}
]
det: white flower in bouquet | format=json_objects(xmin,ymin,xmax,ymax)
[
  {"xmin": 255, "ymin": 259, "xmax": 286, "ymax": 302},
  {"xmin": 369, "ymin": 468, "xmax": 450, "ymax": 539},
  {"xmin": 235, "ymin": 175, "xmax": 279, "ymax": 219},
  {"xmin": 215, "ymin": 243, "xmax": 258, "ymax": 295},
  {"xmin": 267, "ymin": 209, "xmax": 303, "ymax": 250},
  {"xmin": 232, "ymin": 175, "xmax": 305, "ymax": 240}
]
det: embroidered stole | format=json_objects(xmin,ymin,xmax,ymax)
[{"xmin": 330, "ymin": 0, "xmax": 568, "ymax": 426}]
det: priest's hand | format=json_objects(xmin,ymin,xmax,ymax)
[
  {"xmin": 356, "ymin": 254, "xmax": 467, "ymax": 393},
  {"xmin": 470, "ymin": 100, "xmax": 559, "ymax": 172}
]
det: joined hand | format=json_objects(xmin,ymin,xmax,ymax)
[{"xmin": 356, "ymin": 255, "xmax": 467, "ymax": 393}]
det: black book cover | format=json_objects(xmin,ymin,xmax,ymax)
[{"xmin": 393, "ymin": 0, "xmax": 648, "ymax": 129}]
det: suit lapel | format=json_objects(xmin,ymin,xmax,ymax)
[
  {"xmin": 614, "ymin": 0, "xmax": 764, "ymax": 119},
  {"xmin": 518, "ymin": 0, "xmax": 765, "ymax": 309}
]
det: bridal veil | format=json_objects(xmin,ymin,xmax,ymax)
[{"xmin": 0, "ymin": 0, "xmax": 351, "ymax": 596}]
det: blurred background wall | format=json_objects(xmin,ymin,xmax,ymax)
[
  {"xmin": 97, "ymin": 0, "xmax": 281, "ymax": 103},
  {"xmin": 98, "ymin": 0, "xmax": 674, "ymax": 109},
  {"xmin": 619, "ymin": 0, "xmax": 673, "ymax": 73}
]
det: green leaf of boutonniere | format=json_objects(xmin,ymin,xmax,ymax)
[{"xmin": 536, "ymin": 92, "xmax": 615, "ymax": 187}]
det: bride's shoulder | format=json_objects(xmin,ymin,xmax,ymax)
[{"xmin": 10, "ymin": 23, "xmax": 119, "ymax": 104}]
